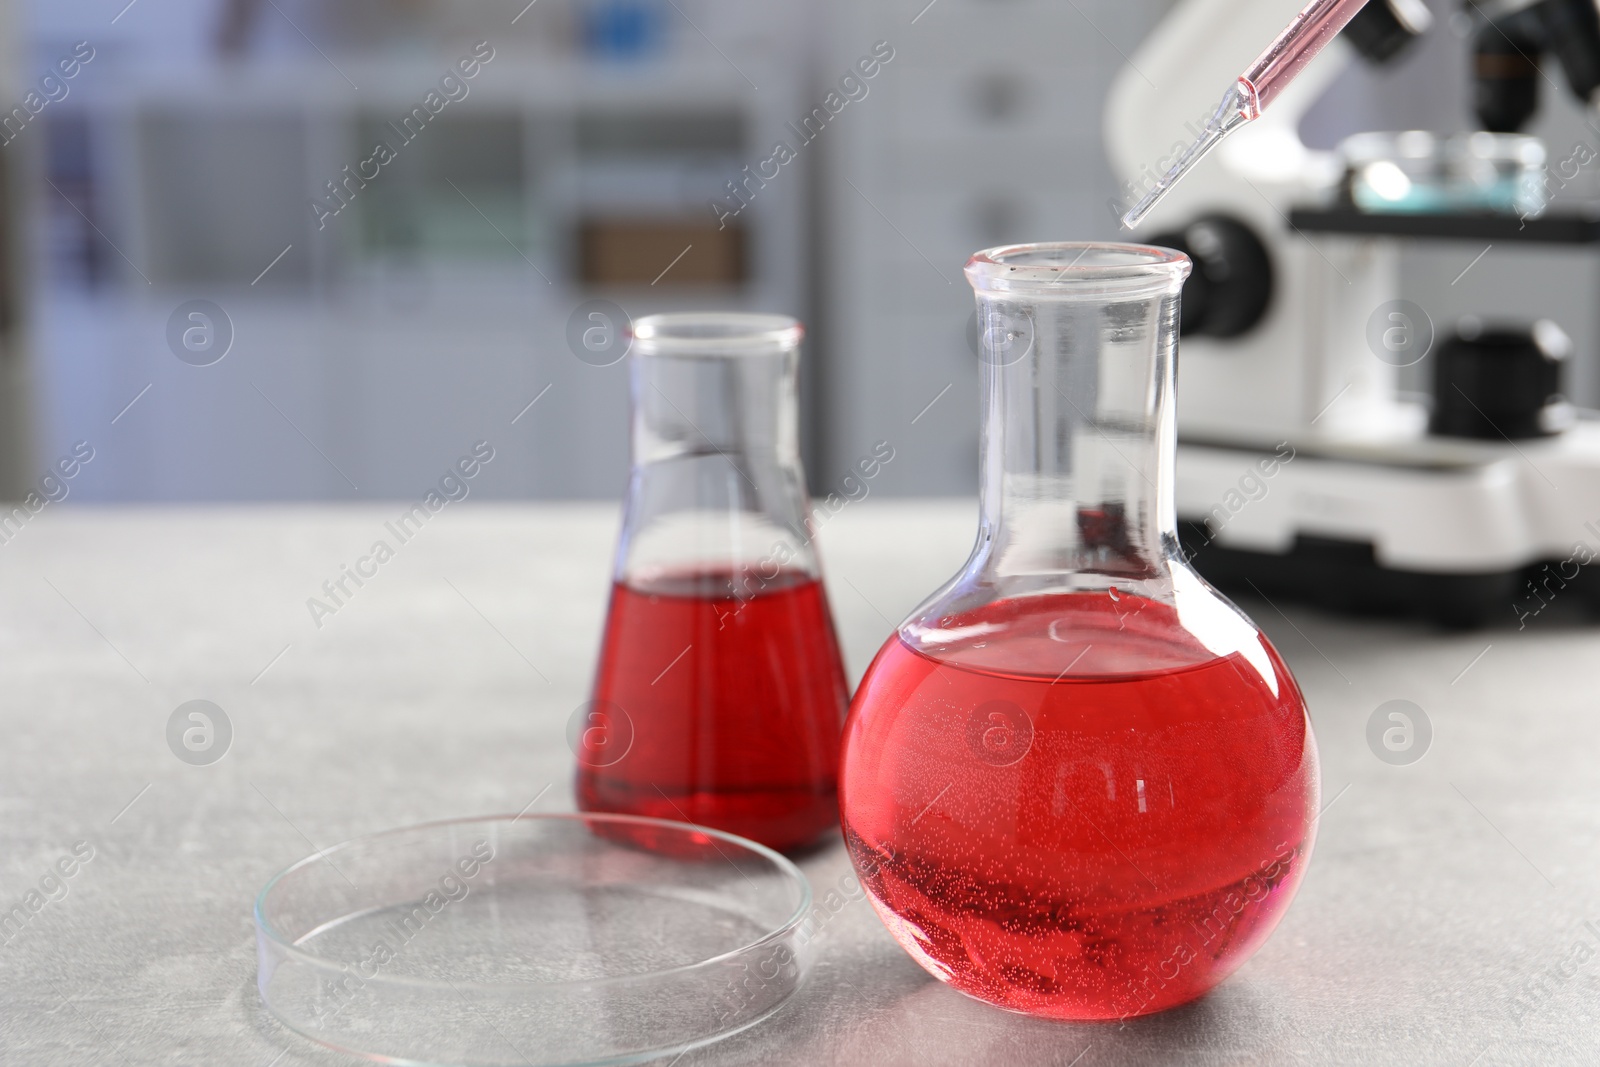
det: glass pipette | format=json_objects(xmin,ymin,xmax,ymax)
[{"xmin": 1121, "ymin": 0, "xmax": 1374, "ymax": 229}]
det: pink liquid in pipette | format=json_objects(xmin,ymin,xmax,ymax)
[
  {"xmin": 1123, "ymin": 0, "xmax": 1376, "ymax": 228},
  {"xmin": 1243, "ymin": 0, "xmax": 1374, "ymax": 112}
]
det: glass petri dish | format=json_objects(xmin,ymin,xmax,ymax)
[
  {"xmin": 254, "ymin": 814, "xmax": 813, "ymax": 1067},
  {"xmin": 1340, "ymin": 130, "xmax": 1547, "ymax": 217}
]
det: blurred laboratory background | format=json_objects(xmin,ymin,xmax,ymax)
[{"xmin": 3, "ymin": 0, "xmax": 1600, "ymax": 505}]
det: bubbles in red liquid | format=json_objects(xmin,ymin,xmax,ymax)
[{"xmin": 840, "ymin": 592, "xmax": 1318, "ymax": 1020}]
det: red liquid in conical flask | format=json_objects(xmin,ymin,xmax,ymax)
[
  {"xmin": 840, "ymin": 592, "xmax": 1317, "ymax": 1019},
  {"xmin": 577, "ymin": 569, "xmax": 848, "ymax": 852}
]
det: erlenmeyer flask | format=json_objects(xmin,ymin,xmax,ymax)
[
  {"xmin": 839, "ymin": 244, "xmax": 1319, "ymax": 1019},
  {"xmin": 576, "ymin": 312, "xmax": 849, "ymax": 853}
]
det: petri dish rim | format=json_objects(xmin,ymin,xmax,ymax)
[{"xmin": 253, "ymin": 811, "xmax": 814, "ymax": 995}]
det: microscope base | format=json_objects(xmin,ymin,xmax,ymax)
[
  {"xmin": 1175, "ymin": 429, "xmax": 1600, "ymax": 628},
  {"xmin": 1177, "ymin": 522, "xmax": 1593, "ymax": 628}
]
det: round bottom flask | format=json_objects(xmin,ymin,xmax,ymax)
[{"xmin": 839, "ymin": 244, "xmax": 1318, "ymax": 1020}]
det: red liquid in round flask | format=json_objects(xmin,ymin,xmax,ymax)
[
  {"xmin": 575, "ymin": 314, "xmax": 849, "ymax": 853},
  {"xmin": 840, "ymin": 244, "xmax": 1319, "ymax": 1020}
]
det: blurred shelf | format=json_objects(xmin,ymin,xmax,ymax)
[
  {"xmin": 58, "ymin": 50, "xmax": 773, "ymax": 109},
  {"xmin": 31, "ymin": 37, "xmax": 810, "ymax": 502},
  {"xmin": 44, "ymin": 44, "xmax": 802, "ymax": 294}
]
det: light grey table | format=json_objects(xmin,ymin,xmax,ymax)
[{"xmin": 3, "ymin": 500, "xmax": 1598, "ymax": 1066}]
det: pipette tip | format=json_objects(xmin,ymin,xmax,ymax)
[
  {"xmin": 1121, "ymin": 188, "xmax": 1166, "ymax": 232},
  {"xmin": 1117, "ymin": 81, "xmax": 1255, "ymax": 232}
]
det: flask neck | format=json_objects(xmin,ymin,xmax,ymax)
[
  {"xmin": 968, "ymin": 253, "xmax": 1187, "ymax": 602},
  {"xmin": 900, "ymin": 244, "xmax": 1293, "ymax": 685},
  {"xmin": 631, "ymin": 348, "xmax": 800, "ymax": 472},
  {"xmin": 617, "ymin": 314, "xmax": 814, "ymax": 589}
]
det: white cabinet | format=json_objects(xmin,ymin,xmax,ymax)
[{"xmin": 33, "ymin": 34, "xmax": 810, "ymax": 502}]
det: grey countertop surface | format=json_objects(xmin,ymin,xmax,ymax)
[{"xmin": 3, "ymin": 499, "xmax": 1598, "ymax": 1066}]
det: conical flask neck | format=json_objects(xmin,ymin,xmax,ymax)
[{"xmin": 616, "ymin": 314, "xmax": 816, "ymax": 588}]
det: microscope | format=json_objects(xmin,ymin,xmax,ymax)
[{"xmin": 1106, "ymin": 0, "xmax": 1600, "ymax": 626}]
